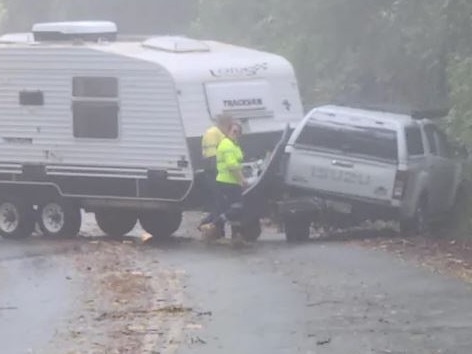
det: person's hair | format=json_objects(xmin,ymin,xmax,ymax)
[
  {"xmin": 216, "ymin": 114, "xmax": 233, "ymax": 129},
  {"xmin": 229, "ymin": 122, "xmax": 242, "ymax": 134}
]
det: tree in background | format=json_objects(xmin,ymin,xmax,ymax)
[{"xmin": 193, "ymin": 0, "xmax": 463, "ymax": 113}]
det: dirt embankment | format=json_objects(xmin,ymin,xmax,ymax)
[{"xmin": 359, "ymin": 234, "xmax": 472, "ymax": 284}]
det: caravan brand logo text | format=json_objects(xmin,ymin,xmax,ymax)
[{"xmin": 210, "ymin": 63, "xmax": 268, "ymax": 78}]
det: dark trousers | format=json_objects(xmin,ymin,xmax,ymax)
[
  {"xmin": 200, "ymin": 182, "xmax": 243, "ymax": 234},
  {"xmin": 214, "ymin": 182, "xmax": 243, "ymax": 227},
  {"xmin": 202, "ymin": 168, "xmax": 217, "ymax": 212},
  {"xmin": 199, "ymin": 168, "xmax": 218, "ymax": 227}
]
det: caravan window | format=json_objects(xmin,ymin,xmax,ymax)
[
  {"xmin": 73, "ymin": 77, "xmax": 118, "ymax": 97},
  {"xmin": 72, "ymin": 77, "xmax": 119, "ymax": 139}
]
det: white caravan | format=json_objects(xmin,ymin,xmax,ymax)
[{"xmin": 0, "ymin": 21, "xmax": 303, "ymax": 240}]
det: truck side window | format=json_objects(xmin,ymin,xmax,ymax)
[
  {"xmin": 423, "ymin": 125, "xmax": 437, "ymax": 155},
  {"xmin": 434, "ymin": 130, "xmax": 452, "ymax": 158},
  {"xmin": 405, "ymin": 126, "xmax": 424, "ymax": 156},
  {"xmin": 72, "ymin": 77, "xmax": 119, "ymax": 139}
]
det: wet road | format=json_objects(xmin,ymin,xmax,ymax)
[
  {"xmin": 0, "ymin": 239, "xmax": 78, "ymax": 354},
  {"xmin": 1, "ymin": 213, "xmax": 472, "ymax": 353},
  {"xmin": 149, "ymin": 216, "xmax": 472, "ymax": 354}
]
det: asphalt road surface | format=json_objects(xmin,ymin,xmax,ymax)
[{"xmin": 1, "ymin": 213, "xmax": 472, "ymax": 353}]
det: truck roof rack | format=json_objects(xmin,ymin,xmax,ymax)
[
  {"xmin": 410, "ymin": 108, "xmax": 450, "ymax": 120},
  {"xmin": 331, "ymin": 100, "xmax": 450, "ymax": 120}
]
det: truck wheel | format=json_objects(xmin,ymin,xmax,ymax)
[
  {"xmin": 0, "ymin": 197, "xmax": 35, "ymax": 239},
  {"xmin": 95, "ymin": 210, "xmax": 137, "ymax": 238},
  {"xmin": 38, "ymin": 199, "xmax": 81, "ymax": 238},
  {"xmin": 400, "ymin": 198, "xmax": 429, "ymax": 236},
  {"xmin": 284, "ymin": 214, "xmax": 311, "ymax": 243},
  {"xmin": 444, "ymin": 185, "xmax": 468, "ymax": 230},
  {"xmin": 139, "ymin": 210, "xmax": 182, "ymax": 239},
  {"xmin": 241, "ymin": 218, "xmax": 262, "ymax": 241}
]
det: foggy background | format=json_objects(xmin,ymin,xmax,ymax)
[
  {"xmin": 2, "ymin": 0, "xmax": 472, "ymax": 144},
  {"xmin": 0, "ymin": 0, "xmax": 196, "ymax": 34}
]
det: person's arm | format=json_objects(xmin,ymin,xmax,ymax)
[{"xmin": 229, "ymin": 166, "xmax": 246, "ymax": 187}]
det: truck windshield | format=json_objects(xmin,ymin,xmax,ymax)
[{"xmin": 295, "ymin": 123, "xmax": 398, "ymax": 162}]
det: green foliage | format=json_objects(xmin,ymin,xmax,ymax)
[
  {"xmin": 448, "ymin": 58, "xmax": 472, "ymax": 146},
  {"xmin": 192, "ymin": 0, "xmax": 470, "ymax": 110}
]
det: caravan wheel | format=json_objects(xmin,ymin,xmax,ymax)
[
  {"xmin": 139, "ymin": 210, "xmax": 182, "ymax": 239},
  {"xmin": 38, "ymin": 199, "xmax": 81, "ymax": 238},
  {"xmin": 95, "ymin": 210, "xmax": 137, "ymax": 238},
  {"xmin": 0, "ymin": 197, "xmax": 35, "ymax": 239}
]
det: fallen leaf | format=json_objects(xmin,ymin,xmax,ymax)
[
  {"xmin": 316, "ymin": 338, "xmax": 331, "ymax": 346},
  {"xmin": 141, "ymin": 232, "xmax": 153, "ymax": 242},
  {"xmin": 189, "ymin": 336, "xmax": 206, "ymax": 345},
  {"xmin": 186, "ymin": 323, "xmax": 203, "ymax": 330}
]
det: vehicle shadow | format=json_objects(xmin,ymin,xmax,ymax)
[
  {"xmin": 137, "ymin": 225, "xmax": 401, "ymax": 255},
  {"xmin": 0, "ymin": 224, "xmax": 401, "ymax": 257}
]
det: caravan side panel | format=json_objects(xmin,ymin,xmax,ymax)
[{"xmin": 0, "ymin": 46, "xmax": 192, "ymax": 202}]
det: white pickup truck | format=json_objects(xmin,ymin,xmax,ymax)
[{"xmin": 278, "ymin": 105, "xmax": 468, "ymax": 241}]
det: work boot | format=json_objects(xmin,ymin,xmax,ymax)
[{"xmin": 200, "ymin": 223, "xmax": 220, "ymax": 241}]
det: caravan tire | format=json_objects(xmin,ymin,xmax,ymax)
[
  {"xmin": 139, "ymin": 210, "xmax": 182, "ymax": 239},
  {"xmin": 0, "ymin": 197, "xmax": 35, "ymax": 239},
  {"xmin": 95, "ymin": 210, "xmax": 137, "ymax": 238},
  {"xmin": 38, "ymin": 199, "xmax": 81, "ymax": 238}
]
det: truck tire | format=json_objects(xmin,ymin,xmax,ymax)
[
  {"xmin": 241, "ymin": 218, "xmax": 262, "ymax": 241},
  {"xmin": 95, "ymin": 210, "xmax": 137, "ymax": 238},
  {"xmin": 139, "ymin": 210, "xmax": 182, "ymax": 239},
  {"xmin": 0, "ymin": 197, "xmax": 35, "ymax": 239},
  {"xmin": 284, "ymin": 214, "xmax": 311, "ymax": 243},
  {"xmin": 38, "ymin": 199, "xmax": 81, "ymax": 238},
  {"xmin": 400, "ymin": 197, "xmax": 429, "ymax": 236}
]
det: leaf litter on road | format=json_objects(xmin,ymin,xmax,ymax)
[
  {"xmin": 44, "ymin": 240, "xmax": 190, "ymax": 354},
  {"xmin": 359, "ymin": 235, "xmax": 472, "ymax": 284}
]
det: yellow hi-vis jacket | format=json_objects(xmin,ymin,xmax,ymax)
[{"xmin": 216, "ymin": 137, "xmax": 244, "ymax": 185}]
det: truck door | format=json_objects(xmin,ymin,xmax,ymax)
[{"xmin": 423, "ymin": 125, "xmax": 455, "ymax": 213}]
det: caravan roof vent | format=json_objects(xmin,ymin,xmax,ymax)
[
  {"xmin": 32, "ymin": 21, "xmax": 117, "ymax": 42},
  {"xmin": 142, "ymin": 36, "xmax": 210, "ymax": 53}
]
